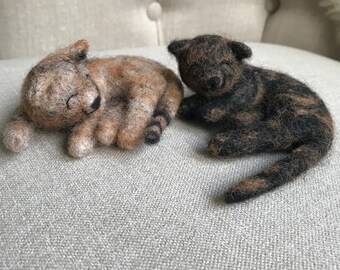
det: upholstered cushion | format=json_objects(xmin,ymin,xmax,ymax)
[
  {"xmin": 0, "ymin": 0, "xmax": 268, "ymax": 59},
  {"xmin": 159, "ymin": 0, "xmax": 268, "ymax": 43},
  {"xmin": 263, "ymin": 0, "xmax": 340, "ymax": 60},
  {"xmin": 1, "ymin": 0, "xmax": 339, "ymax": 61},
  {"xmin": 1, "ymin": 44, "xmax": 339, "ymax": 269},
  {"xmin": 0, "ymin": 0, "xmax": 158, "ymax": 59}
]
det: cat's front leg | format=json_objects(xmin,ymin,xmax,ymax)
[
  {"xmin": 3, "ymin": 107, "xmax": 35, "ymax": 152},
  {"xmin": 178, "ymin": 94, "xmax": 207, "ymax": 120},
  {"xmin": 95, "ymin": 101, "xmax": 124, "ymax": 146},
  {"xmin": 196, "ymin": 100, "xmax": 229, "ymax": 124},
  {"xmin": 67, "ymin": 115, "xmax": 100, "ymax": 158}
]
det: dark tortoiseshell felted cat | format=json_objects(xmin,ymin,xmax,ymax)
[{"xmin": 168, "ymin": 35, "xmax": 334, "ymax": 203}]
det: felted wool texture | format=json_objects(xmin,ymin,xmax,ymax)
[
  {"xmin": 168, "ymin": 35, "xmax": 334, "ymax": 203},
  {"xmin": 2, "ymin": 40, "xmax": 183, "ymax": 157},
  {"xmin": 0, "ymin": 45, "xmax": 340, "ymax": 269}
]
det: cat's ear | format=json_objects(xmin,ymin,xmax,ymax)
[
  {"xmin": 46, "ymin": 39, "xmax": 89, "ymax": 62},
  {"xmin": 63, "ymin": 39, "xmax": 89, "ymax": 61},
  {"xmin": 2, "ymin": 107, "xmax": 35, "ymax": 152},
  {"xmin": 228, "ymin": 41, "xmax": 252, "ymax": 61},
  {"xmin": 168, "ymin": 39, "xmax": 191, "ymax": 57}
]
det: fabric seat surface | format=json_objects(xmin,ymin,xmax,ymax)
[{"xmin": 0, "ymin": 44, "xmax": 339, "ymax": 269}]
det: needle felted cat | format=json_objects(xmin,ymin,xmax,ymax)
[
  {"xmin": 168, "ymin": 34, "xmax": 334, "ymax": 203},
  {"xmin": 3, "ymin": 40, "xmax": 183, "ymax": 157}
]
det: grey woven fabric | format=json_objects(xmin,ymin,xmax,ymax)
[{"xmin": 0, "ymin": 44, "xmax": 339, "ymax": 269}]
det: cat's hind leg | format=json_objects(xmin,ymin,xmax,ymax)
[
  {"xmin": 208, "ymin": 119, "xmax": 281, "ymax": 158},
  {"xmin": 145, "ymin": 70, "xmax": 183, "ymax": 144},
  {"xmin": 95, "ymin": 101, "xmax": 125, "ymax": 146},
  {"xmin": 116, "ymin": 75, "xmax": 166, "ymax": 150}
]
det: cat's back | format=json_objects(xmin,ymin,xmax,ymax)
[{"xmin": 252, "ymin": 65, "xmax": 333, "ymax": 135}]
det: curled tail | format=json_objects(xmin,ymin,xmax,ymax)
[
  {"xmin": 224, "ymin": 135, "xmax": 333, "ymax": 203},
  {"xmin": 145, "ymin": 69, "xmax": 183, "ymax": 144}
]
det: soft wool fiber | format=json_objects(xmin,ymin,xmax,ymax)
[
  {"xmin": 3, "ymin": 40, "xmax": 183, "ymax": 157},
  {"xmin": 169, "ymin": 34, "xmax": 334, "ymax": 203}
]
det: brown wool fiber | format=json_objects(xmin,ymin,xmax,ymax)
[
  {"xmin": 168, "ymin": 34, "xmax": 334, "ymax": 203},
  {"xmin": 3, "ymin": 40, "xmax": 183, "ymax": 157}
]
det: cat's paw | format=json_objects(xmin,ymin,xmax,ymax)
[
  {"xmin": 68, "ymin": 137, "xmax": 95, "ymax": 158},
  {"xmin": 3, "ymin": 121, "xmax": 34, "ymax": 152},
  {"xmin": 116, "ymin": 130, "xmax": 142, "ymax": 150},
  {"xmin": 95, "ymin": 126, "xmax": 118, "ymax": 146},
  {"xmin": 177, "ymin": 101, "xmax": 195, "ymax": 120}
]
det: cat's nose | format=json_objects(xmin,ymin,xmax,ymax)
[
  {"xmin": 82, "ymin": 95, "xmax": 101, "ymax": 115},
  {"xmin": 91, "ymin": 95, "xmax": 101, "ymax": 110},
  {"xmin": 208, "ymin": 77, "xmax": 221, "ymax": 89}
]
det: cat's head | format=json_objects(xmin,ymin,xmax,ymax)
[
  {"xmin": 22, "ymin": 39, "xmax": 101, "ymax": 129},
  {"xmin": 168, "ymin": 34, "xmax": 252, "ymax": 98}
]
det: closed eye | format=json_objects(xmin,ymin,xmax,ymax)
[
  {"xmin": 66, "ymin": 94, "xmax": 78, "ymax": 109},
  {"xmin": 220, "ymin": 61, "xmax": 232, "ymax": 75}
]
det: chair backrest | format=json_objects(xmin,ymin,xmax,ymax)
[
  {"xmin": 263, "ymin": 0, "xmax": 339, "ymax": 60},
  {"xmin": 0, "ymin": 0, "xmax": 338, "ymax": 60}
]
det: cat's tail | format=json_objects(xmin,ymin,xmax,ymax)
[
  {"xmin": 145, "ymin": 69, "xmax": 183, "ymax": 144},
  {"xmin": 224, "ymin": 133, "xmax": 333, "ymax": 203}
]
